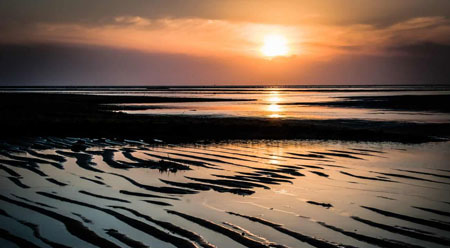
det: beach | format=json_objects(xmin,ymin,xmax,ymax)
[
  {"xmin": 2, "ymin": 0, "xmax": 450, "ymax": 246},
  {"xmin": 1, "ymin": 137, "xmax": 450, "ymax": 248},
  {"xmin": 1, "ymin": 86, "xmax": 450, "ymax": 247}
]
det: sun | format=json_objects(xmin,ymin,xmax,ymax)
[{"xmin": 261, "ymin": 34, "xmax": 289, "ymax": 57}]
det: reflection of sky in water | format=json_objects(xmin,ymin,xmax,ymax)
[
  {"xmin": 112, "ymin": 88, "xmax": 450, "ymax": 123},
  {"xmin": 1, "ymin": 139, "xmax": 450, "ymax": 247},
  {"xmin": 2, "ymin": 86, "xmax": 449, "ymax": 122}
]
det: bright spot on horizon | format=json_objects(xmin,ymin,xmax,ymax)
[
  {"xmin": 261, "ymin": 34, "xmax": 289, "ymax": 57},
  {"xmin": 268, "ymin": 104, "xmax": 281, "ymax": 112}
]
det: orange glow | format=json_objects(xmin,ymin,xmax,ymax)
[
  {"xmin": 2, "ymin": 1, "xmax": 447, "ymax": 86},
  {"xmin": 6, "ymin": 15, "xmax": 446, "ymax": 62}
]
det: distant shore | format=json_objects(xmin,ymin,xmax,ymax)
[
  {"xmin": 1, "ymin": 92, "xmax": 449, "ymax": 143},
  {"xmin": 282, "ymin": 94, "xmax": 450, "ymax": 113}
]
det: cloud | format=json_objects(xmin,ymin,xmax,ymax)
[
  {"xmin": 114, "ymin": 16, "xmax": 152, "ymax": 26},
  {"xmin": 1, "ymin": 2, "xmax": 450, "ymax": 85},
  {"xmin": 2, "ymin": 15, "xmax": 450, "ymax": 61},
  {"xmin": 1, "ymin": 17, "xmax": 300, "ymax": 57},
  {"xmin": 388, "ymin": 42, "xmax": 450, "ymax": 57},
  {"xmin": 300, "ymin": 16, "xmax": 450, "ymax": 57},
  {"xmin": 1, "ymin": 43, "xmax": 449, "ymax": 85},
  {"xmin": 2, "ymin": 0, "xmax": 450, "ymax": 27}
]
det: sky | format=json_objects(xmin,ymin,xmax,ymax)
[{"xmin": 1, "ymin": 0, "xmax": 450, "ymax": 85}]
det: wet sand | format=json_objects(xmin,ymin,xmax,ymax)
[
  {"xmin": 1, "ymin": 137, "xmax": 449, "ymax": 247},
  {"xmin": 1, "ymin": 89, "xmax": 450, "ymax": 247}
]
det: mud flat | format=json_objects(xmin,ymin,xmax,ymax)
[
  {"xmin": 282, "ymin": 94, "xmax": 450, "ymax": 113},
  {"xmin": 0, "ymin": 137, "xmax": 449, "ymax": 247},
  {"xmin": 1, "ymin": 92, "xmax": 450, "ymax": 143}
]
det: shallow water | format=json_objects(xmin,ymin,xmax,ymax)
[
  {"xmin": 1, "ymin": 138, "xmax": 449, "ymax": 247},
  {"xmin": 2, "ymin": 85, "xmax": 450, "ymax": 123}
]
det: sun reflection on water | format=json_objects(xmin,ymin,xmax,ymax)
[
  {"xmin": 268, "ymin": 96, "xmax": 281, "ymax": 103},
  {"xmin": 266, "ymin": 90, "xmax": 283, "ymax": 118},
  {"xmin": 268, "ymin": 114, "xmax": 282, "ymax": 118},
  {"xmin": 268, "ymin": 104, "xmax": 281, "ymax": 112}
]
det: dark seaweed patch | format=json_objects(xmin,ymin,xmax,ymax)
[{"xmin": 306, "ymin": 201, "xmax": 333, "ymax": 209}]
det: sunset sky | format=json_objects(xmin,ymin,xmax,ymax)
[{"xmin": 1, "ymin": 0, "xmax": 450, "ymax": 85}]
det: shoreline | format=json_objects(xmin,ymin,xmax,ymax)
[
  {"xmin": 283, "ymin": 94, "xmax": 450, "ymax": 113},
  {"xmin": 1, "ymin": 92, "xmax": 449, "ymax": 143}
]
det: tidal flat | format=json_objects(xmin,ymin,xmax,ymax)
[
  {"xmin": 1, "ymin": 86, "xmax": 449, "ymax": 247},
  {"xmin": 1, "ymin": 137, "xmax": 449, "ymax": 247},
  {"xmin": 1, "ymin": 89, "xmax": 450, "ymax": 143}
]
